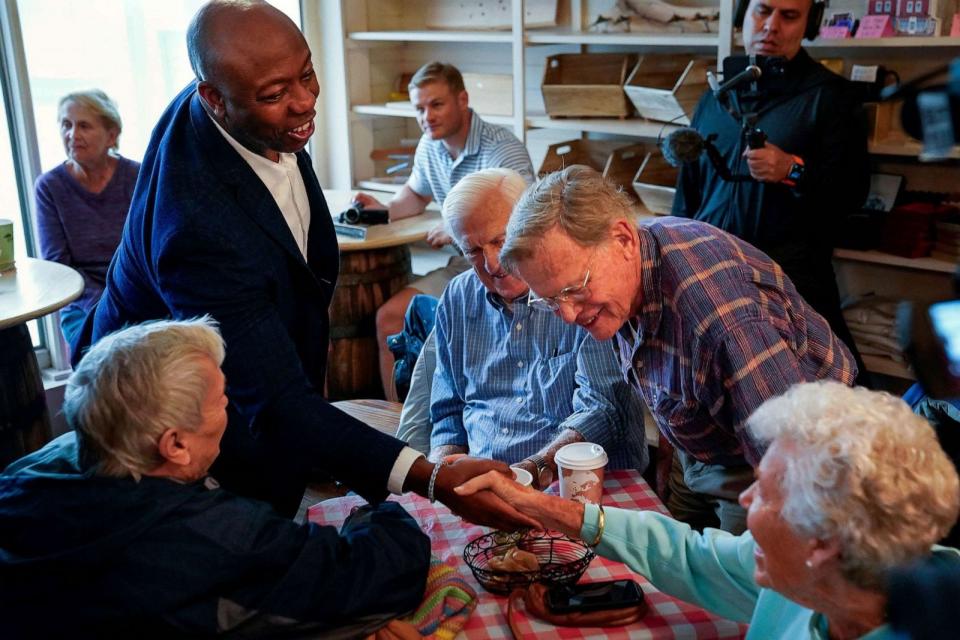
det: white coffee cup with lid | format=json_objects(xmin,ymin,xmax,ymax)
[{"xmin": 554, "ymin": 442, "xmax": 608, "ymax": 504}]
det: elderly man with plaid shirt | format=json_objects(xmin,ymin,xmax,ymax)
[{"xmin": 500, "ymin": 165, "xmax": 857, "ymax": 534}]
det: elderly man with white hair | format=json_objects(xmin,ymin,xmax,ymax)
[
  {"xmin": 456, "ymin": 381, "xmax": 960, "ymax": 639},
  {"xmin": 0, "ymin": 318, "xmax": 430, "ymax": 637},
  {"xmin": 418, "ymin": 167, "xmax": 647, "ymax": 487}
]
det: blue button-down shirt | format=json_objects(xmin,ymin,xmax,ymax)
[
  {"xmin": 615, "ymin": 218, "xmax": 857, "ymax": 467},
  {"xmin": 430, "ymin": 271, "xmax": 647, "ymax": 470}
]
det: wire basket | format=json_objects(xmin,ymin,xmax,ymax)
[{"xmin": 463, "ymin": 529, "xmax": 595, "ymax": 595}]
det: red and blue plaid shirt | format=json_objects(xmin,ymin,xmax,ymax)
[{"xmin": 614, "ymin": 218, "xmax": 857, "ymax": 467}]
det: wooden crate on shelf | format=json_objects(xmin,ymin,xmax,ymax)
[
  {"xmin": 624, "ymin": 55, "xmax": 715, "ymax": 125},
  {"xmin": 425, "ymin": 0, "xmax": 557, "ymax": 30},
  {"xmin": 538, "ymin": 139, "xmax": 647, "ymax": 200},
  {"xmin": 462, "ymin": 73, "xmax": 513, "ymax": 117},
  {"xmin": 632, "ymin": 150, "xmax": 679, "ymax": 215},
  {"xmin": 541, "ymin": 53, "xmax": 638, "ymax": 118}
]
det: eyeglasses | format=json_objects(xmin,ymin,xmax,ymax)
[{"xmin": 527, "ymin": 268, "xmax": 591, "ymax": 313}]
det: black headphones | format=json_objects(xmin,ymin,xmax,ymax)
[{"xmin": 734, "ymin": 0, "xmax": 826, "ymax": 42}]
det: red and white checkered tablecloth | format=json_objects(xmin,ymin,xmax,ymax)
[{"xmin": 308, "ymin": 469, "xmax": 748, "ymax": 639}]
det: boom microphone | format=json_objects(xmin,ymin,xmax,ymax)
[
  {"xmin": 661, "ymin": 127, "xmax": 705, "ymax": 167},
  {"xmin": 660, "ymin": 126, "xmax": 737, "ymax": 181},
  {"xmin": 715, "ymin": 64, "xmax": 762, "ymax": 98}
]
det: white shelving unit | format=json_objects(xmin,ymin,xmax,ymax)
[{"xmin": 318, "ymin": 0, "xmax": 960, "ymax": 380}]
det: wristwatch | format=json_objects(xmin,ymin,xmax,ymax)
[
  {"xmin": 526, "ymin": 453, "xmax": 554, "ymax": 489},
  {"xmin": 781, "ymin": 155, "xmax": 805, "ymax": 188}
]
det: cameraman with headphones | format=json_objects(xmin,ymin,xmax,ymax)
[{"xmin": 673, "ymin": 0, "xmax": 869, "ymax": 381}]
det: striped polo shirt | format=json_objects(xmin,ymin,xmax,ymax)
[
  {"xmin": 407, "ymin": 110, "xmax": 534, "ymax": 204},
  {"xmin": 614, "ymin": 217, "xmax": 857, "ymax": 468}
]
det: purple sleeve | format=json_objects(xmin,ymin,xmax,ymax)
[{"xmin": 34, "ymin": 175, "xmax": 73, "ymax": 266}]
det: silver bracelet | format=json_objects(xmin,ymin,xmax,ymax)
[{"xmin": 427, "ymin": 461, "xmax": 446, "ymax": 503}]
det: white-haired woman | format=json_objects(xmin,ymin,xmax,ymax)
[
  {"xmin": 456, "ymin": 381, "xmax": 960, "ymax": 639},
  {"xmin": 34, "ymin": 89, "xmax": 140, "ymax": 346}
]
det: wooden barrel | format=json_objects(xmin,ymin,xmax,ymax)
[
  {"xmin": 0, "ymin": 323, "xmax": 51, "ymax": 468},
  {"xmin": 327, "ymin": 245, "xmax": 411, "ymax": 400}
]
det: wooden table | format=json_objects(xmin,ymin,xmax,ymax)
[
  {"xmin": 322, "ymin": 190, "xmax": 442, "ymax": 400},
  {"xmin": 0, "ymin": 257, "xmax": 83, "ymax": 467},
  {"xmin": 309, "ymin": 470, "xmax": 748, "ymax": 639}
]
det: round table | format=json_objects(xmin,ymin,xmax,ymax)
[
  {"xmin": 322, "ymin": 190, "xmax": 442, "ymax": 400},
  {"xmin": 0, "ymin": 257, "xmax": 83, "ymax": 467}
]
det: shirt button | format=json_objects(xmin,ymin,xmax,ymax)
[
  {"xmin": 516, "ymin": 397, "xmax": 523, "ymax": 404},
  {"xmin": 501, "ymin": 428, "xmax": 509, "ymax": 435},
  {"xmin": 517, "ymin": 361, "xmax": 524, "ymax": 368},
  {"xmin": 516, "ymin": 324, "xmax": 522, "ymax": 331}
]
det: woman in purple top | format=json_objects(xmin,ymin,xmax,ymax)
[{"xmin": 34, "ymin": 90, "xmax": 140, "ymax": 346}]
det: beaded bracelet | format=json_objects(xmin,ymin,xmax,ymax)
[
  {"xmin": 587, "ymin": 504, "xmax": 606, "ymax": 547},
  {"xmin": 427, "ymin": 460, "xmax": 446, "ymax": 503}
]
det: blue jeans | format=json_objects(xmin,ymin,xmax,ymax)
[
  {"xmin": 59, "ymin": 306, "xmax": 86, "ymax": 348},
  {"xmin": 387, "ymin": 294, "xmax": 439, "ymax": 402}
]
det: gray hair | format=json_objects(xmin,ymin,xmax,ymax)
[
  {"xmin": 442, "ymin": 168, "xmax": 528, "ymax": 243},
  {"xmin": 64, "ymin": 317, "xmax": 226, "ymax": 480},
  {"xmin": 501, "ymin": 165, "xmax": 634, "ymax": 271},
  {"xmin": 747, "ymin": 381, "xmax": 960, "ymax": 590},
  {"xmin": 58, "ymin": 90, "xmax": 122, "ymax": 150}
]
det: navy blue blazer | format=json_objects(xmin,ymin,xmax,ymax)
[{"xmin": 80, "ymin": 84, "xmax": 404, "ymax": 514}]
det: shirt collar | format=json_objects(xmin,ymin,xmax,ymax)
[
  {"xmin": 207, "ymin": 112, "xmax": 298, "ymax": 172},
  {"xmin": 618, "ymin": 224, "xmax": 663, "ymax": 347},
  {"xmin": 485, "ymin": 288, "xmax": 530, "ymax": 315},
  {"xmin": 461, "ymin": 109, "xmax": 482, "ymax": 158}
]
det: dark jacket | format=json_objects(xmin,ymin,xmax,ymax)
[
  {"xmin": 78, "ymin": 84, "xmax": 406, "ymax": 514},
  {"xmin": 673, "ymin": 50, "xmax": 870, "ymax": 301},
  {"xmin": 0, "ymin": 434, "xmax": 430, "ymax": 638}
]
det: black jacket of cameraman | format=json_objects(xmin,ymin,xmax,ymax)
[{"xmin": 673, "ymin": 50, "xmax": 869, "ymax": 342}]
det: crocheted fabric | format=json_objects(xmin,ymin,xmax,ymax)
[{"xmin": 405, "ymin": 558, "xmax": 477, "ymax": 639}]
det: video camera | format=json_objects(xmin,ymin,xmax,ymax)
[
  {"xmin": 338, "ymin": 203, "xmax": 389, "ymax": 226},
  {"xmin": 890, "ymin": 58, "xmax": 960, "ymax": 399}
]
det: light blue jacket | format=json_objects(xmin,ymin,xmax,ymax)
[{"xmin": 581, "ymin": 504, "xmax": 958, "ymax": 639}]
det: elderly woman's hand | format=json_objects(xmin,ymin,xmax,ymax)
[{"xmin": 455, "ymin": 470, "xmax": 586, "ymax": 538}]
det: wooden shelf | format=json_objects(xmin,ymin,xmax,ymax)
[
  {"xmin": 526, "ymin": 113, "xmax": 680, "ymax": 139},
  {"xmin": 526, "ymin": 28, "xmax": 718, "ymax": 48},
  {"xmin": 807, "ymin": 36, "xmax": 960, "ymax": 49},
  {"xmin": 833, "ymin": 248, "xmax": 958, "ymax": 274},
  {"xmin": 349, "ymin": 30, "xmax": 512, "ymax": 43},
  {"xmin": 352, "ymin": 103, "xmax": 514, "ymax": 126},
  {"xmin": 861, "ymin": 354, "xmax": 915, "ymax": 380},
  {"xmin": 868, "ymin": 139, "xmax": 960, "ymax": 160}
]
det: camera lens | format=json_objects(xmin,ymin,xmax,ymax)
[{"xmin": 342, "ymin": 206, "xmax": 362, "ymax": 224}]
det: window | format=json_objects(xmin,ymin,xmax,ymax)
[
  {"xmin": 18, "ymin": 0, "xmax": 301, "ymax": 169},
  {"xmin": 4, "ymin": 0, "xmax": 300, "ymax": 354}
]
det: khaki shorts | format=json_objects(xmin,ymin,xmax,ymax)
[{"xmin": 410, "ymin": 255, "xmax": 471, "ymax": 298}]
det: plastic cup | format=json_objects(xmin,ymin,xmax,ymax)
[
  {"xmin": 555, "ymin": 442, "xmax": 608, "ymax": 504},
  {"xmin": 0, "ymin": 219, "xmax": 14, "ymax": 272},
  {"xmin": 510, "ymin": 465, "xmax": 533, "ymax": 487}
]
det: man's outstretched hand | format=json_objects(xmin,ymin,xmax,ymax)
[{"xmin": 407, "ymin": 455, "xmax": 542, "ymax": 531}]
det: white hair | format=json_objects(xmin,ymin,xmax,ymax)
[
  {"xmin": 501, "ymin": 165, "xmax": 634, "ymax": 271},
  {"xmin": 64, "ymin": 317, "xmax": 225, "ymax": 480},
  {"xmin": 747, "ymin": 381, "xmax": 960, "ymax": 589},
  {"xmin": 442, "ymin": 168, "xmax": 528, "ymax": 243}
]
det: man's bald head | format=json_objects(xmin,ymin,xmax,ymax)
[
  {"xmin": 187, "ymin": 0, "xmax": 301, "ymax": 83},
  {"xmin": 186, "ymin": 0, "xmax": 319, "ymax": 161}
]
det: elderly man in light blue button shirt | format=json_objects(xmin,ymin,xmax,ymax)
[{"xmin": 406, "ymin": 168, "xmax": 647, "ymax": 488}]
